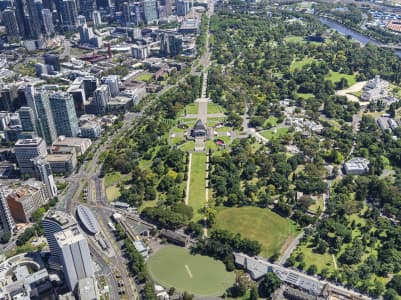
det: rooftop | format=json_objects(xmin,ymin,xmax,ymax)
[
  {"xmin": 76, "ymin": 205, "xmax": 100, "ymax": 235},
  {"xmin": 15, "ymin": 138, "xmax": 43, "ymax": 146},
  {"xmin": 45, "ymin": 210, "xmax": 76, "ymax": 228},
  {"xmin": 54, "ymin": 225, "xmax": 84, "ymax": 246},
  {"xmin": 78, "ymin": 276, "xmax": 99, "ymax": 300}
]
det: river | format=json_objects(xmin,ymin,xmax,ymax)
[{"xmin": 318, "ymin": 17, "xmax": 401, "ymax": 58}]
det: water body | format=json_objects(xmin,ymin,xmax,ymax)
[{"xmin": 319, "ymin": 17, "xmax": 401, "ymax": 58}]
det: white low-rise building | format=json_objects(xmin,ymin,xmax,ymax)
[{"xmin": 343, "ymin": 157, "xmax": 370, "ymax": 175}]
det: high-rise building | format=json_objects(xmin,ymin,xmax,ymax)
[
  {"xmin": 78, "ymin": 23, "xmax": 94, "ymax": 44},
  {"xmin": 27, "ymin": 0, "xmax": 43, "ymax": 39},
  {"xmin": 2, "ymin": 9, "xmax": 20, "ymax": 40},
  {"xmin": 6, "ymin": 180, "xmax": 48, "ymax": 223},
  {"xmin": 164, "ymin": 0, "xmax": 172, "ymax": 16},
  {"xmin": 175, "ymin": 0, "xmax": 191, "ymax": 16},
  {"xmin": 122, "ymin": 2, "xmax": 131, "ymax": 25},
  {"xmin": 93, "ymin": 85, "xmax": 109, "ymax": 114},
  {"xmin": 0, "ymin": 85, "xmax": 18, "ymax": 111},
  {"xmin": 42, "ymin": 9, "xmax": 55, "ymax": 36},
  {"xmin": 101, "ymin": 75, "xmax": 119, "ymax": 97},
  {"xmin": 160, "ymin": 33, "xmax": 183, "ymax": 57},
  {"xmin": 44, "ymin": 54, "xmax": 60, "ymax": 71},
  {"xmin": 14, "ymin": 137, "xmax": 47, "ymax": 176},
  {"xmin": 60, "ymin": 0, "xmax": 78, "ymax": 29},
  {"xmin": 132, "ymin": 27, "xmax": 142, "ymax": 39},
  {"xmin": 79, "ymin": 0, "xmax": 94, "ymax": 18},
  {"xmin": 34, "ymin": 90, "xmax": 57, "ymax": 145},
  {"xmin": 55, "ymin": 225, "xmax": 94, "ymax": 291},
  {"xmin": 49, "ymin": 92, "xmax": 79, "ymax": 137},
  {"xmin": 77, "ymin": 14, "xmax": 86, "ymax": 25},
  {"xmin": 0, "ymin": 190, "xmax": 15, "ymax": 238},
  {"xmin": 15, "ymin": 0, "xmax": 29, "ymax": 38},
  {"xmin": 33, "ymin": 157, "xmax": 58, "ymax": 199},
  {"xmin": 133, "ymin": 2, "xmax": 141, "ymax": 25},
  {"xmin": 82, "ymin": 76, "xmax": 98, "ymax": 97},
  {"xmin": 18, "ymin": 106, "xmax": 37, "ymax": 135},
  {"xmin": 142, "ymin": 0, "xmax": 157, "ymax": 24},
  {"xmin": 92, "ymin": 10, "xmax": 101, "ymax": 27},
  {"xmin": 43, "ymin": 210, "xmax": 76, "ymax": 264}
]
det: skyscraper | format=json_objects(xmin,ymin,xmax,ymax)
[
  {"xmin": 175, "ymin": 0, "xmax": 191, "ymax": 16},
  {"xmin": 42, "ymin": 8, "xmax": 55, "ymax": 36},
  {"xmin": 15, "ymin": 0, "xmax": 29, "ymax": 38},
  {"xmin": 2, "ymin": 9, "xmax": 20, "ymax": 40},
  {"xmin": 60, "ymin": 0, "xmax": 78, "ymax": 29},
  {"xmin": 34, "ymin": 90, "xmax": 58, "ymax": 145},
  {"xmin": 14, "ymin": 137, "xmax": 47, "ymax": 176},
  {"xmin": 160, "ymin": 33, "xmax": 183, "ymax": 57},
  {"xmin": 27, "ymin": 0, "xmax": 43, "ymax": 39},
  {"xmin": 78, "ymin": 22, "xmax": 94, "ymax": 44},
  {"xmin": 18, "ymin": 106, "xmax": 38, "ymax": 135},
  {"xmin": 93, "ymin": 85, "xmax": 109, "ymax": 114},
  {"xmin": 122, "ymin": 2, "xmax": 131, "ymax": 25},
  {"xmin": 49, "ymin": 92, "xmax": 79, "ymax": 137},
  {"xmin": 101, "ymin": 75, "xmax": 119, "ymax": 97},
  {"xmin": 44, "ymin": 54, "xmax": 60, "ymax": 71},
  {"xmin": 33, "ymin": 157, "xmax": 57, "ymax": 199},
  {"xmin": 0, "ymin": 190, "xmax": 15, "ymax": 238},
  {"xmin": 55, "ymin": 225, "xmax": 94, "ymax": 291},
  {"xmin": 79, "ymin": 0, "xmax": 94, "ymax": 18},
  {"xmin": 43, "ymin": 210, "xmax": 77, "ymax": 267},
  {"xmin": 142, "ymin": 0, "xmax": 157, "ymax": 24},
  {"xmin": 92, "ymin": 10, "xmax": 101, "ymax": 27}
]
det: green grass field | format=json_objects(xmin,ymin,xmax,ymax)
[
  {"xmin": 104, "ymin": 172, "xmax": 122, "ymax": 187},
  {"xmin": 189, "ymin": 153, "xmax": 207, "ymax": 219},
  {"xmin": 214, "ymin": 207, "xmax": 299, "ymax": 257},
  {"xmin": 207, "ymin": 103, "xmax": 225, "ymax": 114},
  {"xmin": 326, "ymin": 71, "xmax": 357, "ymax": 86},
  {"xmin": 180, "ymin": 141, "xmax": 195, "ymax": 152},
  {"xmin": 106, "ymin": 186, "xmax": 121, "ymax": 202},
  {"xmin": 260, "ymin": 127, "xmax": 289, "ymax": 140},
  {"xmin": 135, "ymin": 73, "xmax": 153, "ymax": 82},
  {"xmin": 296, "ymin": 93, "xmax": 315, "ymax": 99},
  {"xmin": 292, "ymin": 242, "xmax": 335, "ymax": 274},
  {"xmin": 263, "ymin": 116, "xmax": 278, "ymax": 127},
  {"xmin": 147, "ymin": 246, "xmax": 235, "ymax": 296},
  {"xmin": 284, "ymin": 36, "xmax": 305, "ymax": 44},
  {"xmin": 185, "ymin": 103, "xmax": 199, "ymax": 115},
  {"xmin": 290, "ymin": 57, "xmax": 317, "ymax": 72}
]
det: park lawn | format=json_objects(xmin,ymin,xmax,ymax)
[
  {"xmin": 139, "ymin": 200, "xmax": 158, "ymax": 212},
  {"xmin": 215, "ymin": 126, "xmax": 231, "ymax": 133},
  {"xmin": 180, "ymin": 141, "xmax": 195, "ymax": 152},
  {"xmin": 135, "ymin": 73, "xmax": 153, "ymax": 82},
  {"xmin": 293, "ymin": 241, "xmax": 336, "ymax": 274},
  {"xmin": 296, "ymin": 93, "xmax": 315, "ymax": 99},
  {"xmin": 189, "ymin": 153, "xmax": 207, "ymax": 220},
  {"xmin": 106, "ymin": 186, "xmax": 121, "ymax": 202},
  {"xmin": 147, "ymin": 246, "xmax": 235, "ymax": 296},
  {"xmin": 170, "ymin": 137, "xmax": 185, "ymax": 146},
  {"xmin": 185, "ymin": 103, "xmax": 199, "ymax": 115},
  {"xmin": 326, "ymin": 71, "xmax": 357, "ymax": 86},
  {"xmin": 284, "ymin": 36, "xmax": 305, "ymax": 44},
  {"xmin": 263, "ymin": 116, "xmax": 278, "ymax": 127},
  {"xmin": 308, "ymin": 197, "xmax": 325, "ymax": 214},
  {"xmin": 179, "ymin": 118, "xmax": 198, "ymax": 128},
  {"xmin": 290, "ymin": 57, "xmax": 317, "ymax": 72},
  {"xmin": 207, "ymin": 117, "xmax": 225, "ymax": 127},
  {"xmin": 208, "ymin": 102, "xmax": 225, "ymax": 114},
  {"xmin": 105, "ymin": 172, "xmax": 122, "ymax": 187},
  {"xmin": 214, "ymin": 207, "xmax": 299, "ymax": 257},
  {"xmin": 205, "ymin": 140, "xmax": 218, "ymax": 151},
  {"xmin": 260, "ymin": 127, "xmax": 289, "ymax": 140}
]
